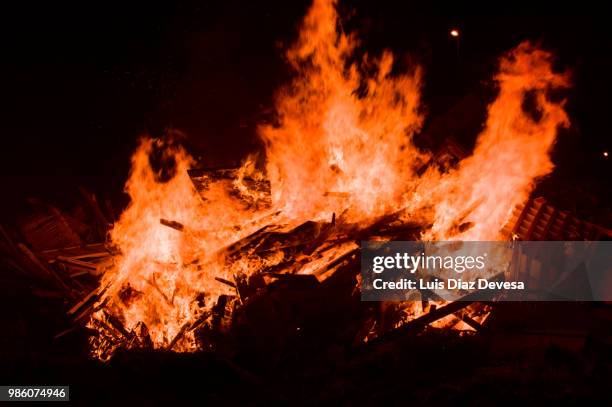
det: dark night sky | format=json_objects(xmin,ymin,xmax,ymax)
[{"xmin": 0, "ymin": 0, "xmax": 610, "ymax": 223}]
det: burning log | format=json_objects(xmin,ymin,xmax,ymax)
[
  {"xmin": 370, "ymin": 274, "xmax": 505, "ymax": 346},
  {"xmin": 215, "ymin": 276, "xmax": 236, "ymax": 288},
  {"xmin": 104, "ymin": 311, "xmax": 133, "ymax": 340},
  {"xmin": 188, "ymin": 167, "xmax": 272, "ymax": 209},
  {"xmin": 167, "ymin": 310, "xmax": 212, "ymax": 351},
  {"xmin": 71, "ymin": 282, "xmax": 111, "ymax": 322},
  {"xmin": 68, "ymin": 286, "xmax": 102, "ymax": 316},
  {"xmin": 460, "ymin": 313, "xmax": 484, "ymax": 331},
  {"xmin": 160, "ymin": 218, "xmax": 185, "ymax": 232},
  {"xmin": 133, "ymin": 321, "xmax": 154, "ymax": 349},
  {"xmin": 235, "ymin": 273, "xmax": 266, "ymax": 302}
]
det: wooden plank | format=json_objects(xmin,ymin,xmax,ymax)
[
  {"xmin": 461, "ymin": 314, "xmax": 484, "ymax": 331},
  {"xmin": 215, "ymin": 277, "xmax": 237, "ymax": 288},
  {"xmin": 160, "ymin": 218, "xmax": 185, "ymax": 232},
  {"xmin": 56, "ymin": 256, "xmax": 98, "ymax": 270},
  {"xmin": 369, "ymin": 273, "xmax": 504, "ymax": 346},
  {"xmin": 167, "ymin": 311, "xmax": 211, "ymax": 350},
  {"xmin": 68, "ymin": 287, "xmax": 99, "ymax": 315},
  {"xmin": 39, "ymin": 242, "xmax": 107, "ymax": 255},
  {"xmin": 17, "ymin": 243, "xmax": 73, "ymax": 294}
]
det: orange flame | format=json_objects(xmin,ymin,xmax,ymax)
[
  {"xmin": 261, "ymin": 0, "xmax": 425, "ymax": 224},
  {"xmin": 90, "ymin": 139, "xmax": 267, "ymax": 356},
  {"xmin": 422, "ymin": 42, "xmax": 570, "ymax": 240}
]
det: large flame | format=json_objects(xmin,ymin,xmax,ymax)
[
  {"xmin": 90, "ymin": 139, "xmax": 265, "ymax": 357},
  {"xmin": 261, "ymin": 0, "xmax": 425, "ymax": 223},
  {"xmin": 89, "ymin": 0, "xmax": 570, "ymax": 357},
  {"xmin": 423, "ymin": 42, "xmax": 570, "ymax": 240}
]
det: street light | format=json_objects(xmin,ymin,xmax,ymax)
[{"xmin": 450, "ymin": 28, "xmax": 460, "ymax": 61}]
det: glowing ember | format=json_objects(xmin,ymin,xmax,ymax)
[{"xmin": 88, "ymin": 0, "xmax": 570, "ymax": 359}]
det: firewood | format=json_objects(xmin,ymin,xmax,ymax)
[
  {"xmin": 420, "ymin": 291, "xmax": 429, "ymax": 313},
  {"xmin": 71, "ymin": 282, "xmax": 111, "ymax": 322},
  {"xmin": 64, "ymin": 252, "xmax": 110, "ymax": 260},
  {"xmin": 54, "ymin": 326, "xmax": 79, "ymax": 340},
  {"xmin": 69, "ymin": 270, "xmax": 90, "ymax": 278},
  {"xmin": 160, "ymin": 218, "xmax": 185, "ymax": 232},
  {"xmin": 89, "ymin": 316, "xmax": 121, "ymax": 341},
  {"xmin": 310, "ymin": 247, "xmax": 359, "ymax": 280},
  {"xmin": 215, "ymin": 277, "xmax": 236, "ymax": 288},
  {"xmin": 146, "ymin": 273, "xmax": 173, "ymax": 305},
  {"xmin": 461, "ymin": 314, "xmax": 484, "ymax": 331},
  {"xmin": 104, "ymin": 311, "xmax": 132, "ymax": 340},
  {"xmin": 167, "ymin": 311, "xmax": 212, "ymax": 350},
  {"xmin": 68, "ymin": 287, "xmax": 100, "ymax": 315},
  {"xmin": 17, "ymin": 243, "xmax": 73, "ymax": 295},
  {"xmin": 370, "ymin": 273, "xmax": 505, "ymax": 345},
  {"xmin": 56, "ymin": 256, "xmax": 98, "ymax": 271},
  {"xmin": 73, "ymin": 296, "xmax": 108, "ymax": 323},
  {"xmin": 19, "ymin": 210, "xmax": 81, "ymax": 250},
  {"xmin": 133, "ymin": 321, "xmax": 153, "ymax": 349},
  {"xmin": 39, "ymin": 242, "xmax": 108, "ymax": 256}
]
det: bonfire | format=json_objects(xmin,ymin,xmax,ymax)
[{"xmin": 80, "ymin": 0, "xmax": 570, "ymax": 360}]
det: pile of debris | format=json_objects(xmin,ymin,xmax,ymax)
[
  {"xmin": 0, "ymin": 188, "xmax": 115, "ymax": 341},
  {"xmin": 1, "ymin": 167, "xmax": 610, "ymax": 364}
]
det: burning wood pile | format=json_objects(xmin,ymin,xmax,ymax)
[
  {"xmin": 2, "ymin": 0, "xmax": 603, "ymax": 365},
  {"xmin": 0, "ymin": 173, "xmax": 492, "ymax": 362}
]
